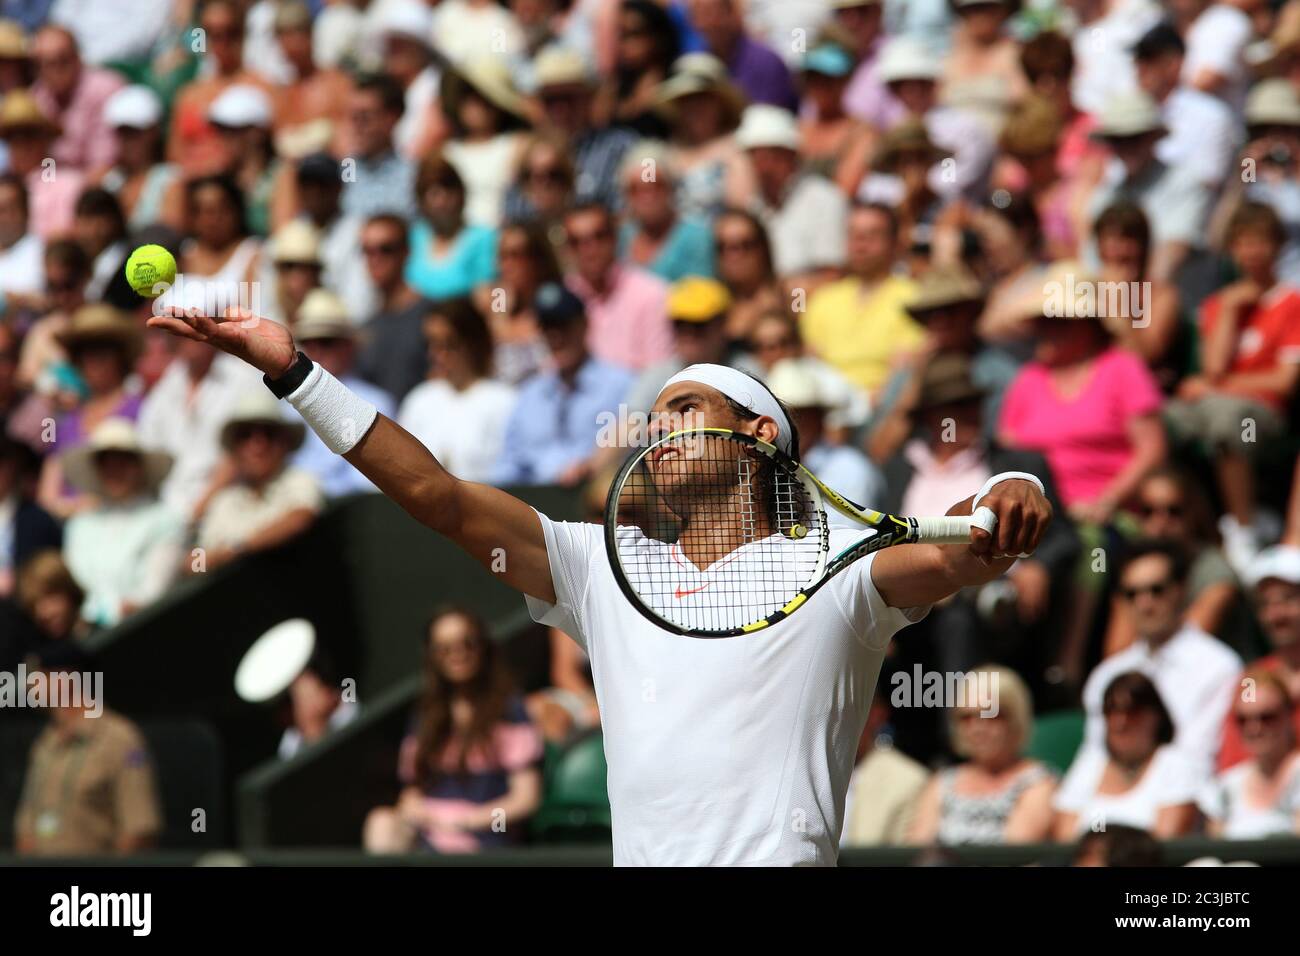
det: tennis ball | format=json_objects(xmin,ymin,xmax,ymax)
[
  {"xmin": 124, "ymin": 244, "xmax": 177, "ymax": 298},
  {"xmin": 788, "ymin": 523, "xmax": 807, "ymax": 539}
]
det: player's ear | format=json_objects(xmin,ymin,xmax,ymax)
[{"xmin": 752, "ymin": 416, "xmax": 780, "ymax": 446}]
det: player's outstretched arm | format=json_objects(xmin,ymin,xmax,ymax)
[
  {"xmin": 147, "ymin": 307, "xmax": 556, "ymax": 603},
  {"xmin": 872, "ymin": 479, "xmax": 1051, "ymax": 609}
]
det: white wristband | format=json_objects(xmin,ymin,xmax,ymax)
[
  {"xmin": 972, "ymin": 472, "xmax": 1045, "ymax": 510},
  {"xmin": 284, "ymin": 363, "xmax": 378, "ymax": 455}
]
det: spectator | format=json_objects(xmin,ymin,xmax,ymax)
[
  {"xmin": 0, "ymin": 172, "xmax": 42, "ymax": 304},
  {"xmin": 171, "ymin": 174, "xmax": 262, "ymax": 318},
  {"xmin": 1053, "ymin": 671, "xmax": 1200, "ymax": 840},
  {"xmin": 1068, "ymin": 0, "xmax": 1163, "ymax": 119},
  {"xmin": 713, "ymin": 207, "xmax": 785, "ymax": 346},
  {"xmin": 1018, "ymin": 29, "xmax": 1105, "ymax": 186},
  {"xmin": 167, "ymin": 0, "xmax": 275, "ymax": 177},
  {"xmin": 72, "ymin": 187, "xmax": 128, "ymax": 301},
  {"xmin": 617, "ymin": 140, "xmax": 715, "ymax": 283},
  {"xmin": 61, "ymin": 418, "xmax": 183, "ymax": 629},
  {"xmin": 1104, "ymin": 466, "xmax": 1244, "ymax": 658},
  {"xmin": 1132, "ymin": 20, "xmax": 1238, "ymax": 190},
  {"xmin": 1092, "ymin": 201, "xmax": 1183, "ymax": 386},
  {"xmin": 797, "ymin": 40, "xmax": 876, "ymax": 196},
  {"xmin": 473, "ymin": 219, "xmax": 560, "ymax": 386},
  {"xmin": 0, "ymin": 19, "xmax": 31, "ymax": 96},
  {"xmin": 278, "ymin": 649, "xmax": 359, "ymax": 760},
  {"xmin": 97, "ymin": 85, "xmax": 180, "ymax": 233},
  {"xmin": 354, "ymin": 213, "xmax": 430, "ymax": 402},
  {"xmin": 292, "ymin": 290, "xmax": 395, "ymax": 496},
  {"xmin": 970, "ymin": 193, "xmax": 1050, "ymax": 345},
  {"xmin": 862, "ymin": 120, "xmax": 948, "ymax": 261},
  {"xmin": 611, "ymin": 0, "xmax": 681, "ymax": 137},
  {"xmin": 14, "ymin": 642, "xmax": 162, "ymax": 855},
  {"xmin": 564, "ymin": 202, "xmax": 672, "ymax": 372},
  {"xmin": 1166, "ymin": 203, "xmax": 1300, "ymax": 574},
  {"xmin": 398, "ymin": 297, "xmax": 516, "ymax": 484},
  {"xmin": 15, "ymin": 238, "xmax": 88, "ymax": 390},
  {"xmin": 1071, "ymin": 824, "xmax": 1165, "ymax": 867},
  {"xmin": 204, "ymin": 83, "xmax": 280, "ymax": 237},
  {"xmin": 655, "ymin": 53, "xmax": 752, "ymax": 222},
  {"xmin": 1086, "ymin": 90, "xmax": 1213, "ymax": 285},
  {"xmin": 767, "ymin": 356, "xmax": 883, "ymax": 525},
  {"xmin": 38, "ymin": 305, "xmax": 145, "ymax": 519},
  {"xmin": 909, "ymin": 665, "xmax": 1057, "ymax": 845},
  {"xmin": 737, "ymin": 104, "xmax": 848, "ymax": 291},
  {"xmin": 835, "ymin": 0, "xmax": 907, "ymax": 131},
  {"xmin": 992, "ymin": 94, "xmax": 1081, "ymax": 262},
  {"xmin": 802, "ymin": 202, "xmax": 918, "ymax": 395},
  {"xmin": 264, "ymin": 219, "xmax": 323, "ymax": 328},
  {"xmin": 841, "ymin": 696, "xmax": 929, "ymax": 847},
  {"xmin": 372, "ymin": 0, "xmax": 441, "ymax": 159},
  {"xmin": 270, "ymin": 1, "xmax": 352, "ymax": 149},
  {"xmin": 504, "ymin": 131, "xmax": 577, "ymax": 254},
  {"xmin": 0, "ymin": 89, "xmax": 85, "ymax": 237},
  {"xmin": 29, "ymin": 23, "xmax": 123, "ymax": 171},
  {"xmin": 941, "ymin": 0, "xmax": 1027, "ymax": 114},
  {"xmin": 1081, "ymin": 540, "xmax": 1242, "ymax": 779},
  {"xmin": 526, "ymin": 45, "xmax": 637, "ymax": 212},
  {"xmin": 1202, "ymin": 668, "xmax": 1300, "ymax": 838},
  {"xmin": 492, "ymin": 282, "xmax": 632, "ymax": 486},
  {"xmin": 15, "ymin": 548, "xmax": 86, "ymax": 642},
  {"xmin": 1182, "ymin": 0, "xmax": 1257, "ymax": 108},
  {"xmin": 686, "ymin": 0, "xmax": 797, "ymax": 111},
  {"xmin": 339, "ymin": 73, "xmax": 417, "ymax": 221},
  {"xmin": 440, "ymin": 58, "xmax": 529, "ymax": 227},
  {"xmin": 137, "ymin": 333, "xmax": 261, "ymax": 521},
  {"xmin": 432, "ymin": 0, "xmax": 525, "ymax": 67},
  {"xmin": 193, "ymin": 390, "xmax": 322, "ymax": 571},
  {"xmin": 363, "ymin": 606, "xmax": 542, "ymax": 853},
  {"xmin": 1218, "ymin": 546, "xmax": 1300, "ymax": 769},
  {"xmin": 405, "ymin": 152, "xmax": 498, "ymax": 301},
  {"xmin": 0, "ymin": 433, "xmax": 60, "ymax": 598}
]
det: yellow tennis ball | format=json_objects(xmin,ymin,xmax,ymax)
[
  {"xmin": 788, "ymin": 523, "xmax": 807, "ymax": 539},
  {"xmin": 124, "ymin": 244, "xmax": 177, "ymax": 298}
]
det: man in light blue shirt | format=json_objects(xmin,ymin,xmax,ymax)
[{"xmin": 493, "ymin": 284, "xmax": 633, "ymax": 487}]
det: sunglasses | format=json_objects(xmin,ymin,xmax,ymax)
[
  {"xmin": 1234, "ymin": 709, "xmax": 1287, "ymax": 728},
  {"xmin": 229, "ymin": 423, "xmax": 282, "ymax": 444},
  {"xmin": 1120, "ymin": 579, "xmax": 1174, "ymax": 602},
  {"xmin": 568, "ymin": 228, "xmax": 612, "ymax": 246},
  {"xmin": 361, "ymin": 242, "xmax": 403, "ymax": 257},
  {"xmin": 1138, "ymin": 502, "xmax": 1183, "ymax": 519},
  {"xmin": 1103, "ymin": 701, "xmax": 1153, "ymax": 717},
  {"xmin": 717, "ymin": 238, "xmax": 759, "ymax": 254},
  {"xmin": 526, "ymin": 168, "xmax": 568, "ymax": 185}
]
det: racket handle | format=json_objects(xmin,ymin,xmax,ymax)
[{"xmin": 911, "ymin": 506, "xmax": 998, "ymax": 544}]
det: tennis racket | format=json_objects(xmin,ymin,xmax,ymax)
[{"xmin": 604, "ymin": 427, "xmax": 997, "ymax": 637}]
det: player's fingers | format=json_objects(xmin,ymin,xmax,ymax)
[
  {"xmin": 1018, "ymin": 510, "xmax": 1043, "ymax": 556},
  {"xmin": 996, "ymin": 501, "xmax": 1023, "ymax": 555},
  {"xmin": 145, "ymin": 315, "xmax": 206, "ymax": 342}
]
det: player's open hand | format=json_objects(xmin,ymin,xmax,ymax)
[
  {"xmin": 146, "ymin": 305, "xmax": 297, "ymax": 378},
  {"xmin": 963, "ymin": 479, "xmax": 1051, "ymax": 561}
]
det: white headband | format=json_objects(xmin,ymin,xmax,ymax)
[{"xmin": 661, "ymin": 363, "xmax": 794, "ymax": 455}]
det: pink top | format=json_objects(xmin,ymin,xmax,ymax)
[
  {"xmin": 33, "ymin": 67, "xmax": 125, "ymax": 172},
  {"xmin": 567, "ymin": 265, "xmax": 673, "ymax": 371},
  {"xmin": 998, "ymin": 347, "xmax": 1162, "ymax": 508}
]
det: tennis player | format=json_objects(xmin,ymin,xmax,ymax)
[{"xmin": 149, "ymin": 305, "xmax": 1052, "ymax": 866}]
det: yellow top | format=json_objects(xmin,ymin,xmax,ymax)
[{"xmin": 800, "ymin": 275, "xmax": 924, "ymax": 393}]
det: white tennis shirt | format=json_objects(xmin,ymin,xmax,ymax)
[{"xmin": 525, "ymin": 511, "xmax": 928, "ymax": 866}]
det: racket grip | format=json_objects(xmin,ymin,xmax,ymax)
[{"xmin": 911, "ymin": 506, "xmax": 998, "ymax": 544}]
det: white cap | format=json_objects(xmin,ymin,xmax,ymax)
[
  {"xmin": 104, "ymin": 84, "xmax": 163, "ymax": 129},
  {"xmin": 1248, "ymin": 545, "xmax": 1300, "ymax": 587},
  {"xmin": 735, "ymin": 104, "xmax": 801, "ymax": 152},
  {"xmin": 876, "ymin": 36, "xmax": 942, "ymax": 84},
  {"xmin": 766, "ymin": 358, "xmax": 831, "ymax": 409},
  {"xmin": 376, "ymin": 0, "xmax": 434, "ymax": 47},
  {"xmin": 208, "ymin": 84, "xmax": 273, "ymax": 128}
]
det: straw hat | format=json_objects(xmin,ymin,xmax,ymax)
[
  {"xmin": 1092, "ymin": 90, "xmax": 1165, "ymax": 139},
  {"xmin": 999, "ymin": 93, "xmax": 1063, "ymax": 158},
  {"xmin": 441, "ymin": 56, "xmax": 528, "ymax": 122},
  {"xmin": 55, "ymin": 305, "xmax": 143, "ymax": 361},
  {"xmin": 220, "ymin": 390, "xmax": 306, "ymax": 451},
  {"xmin": 876, "ymin": 36, "xmax": 942, "ymax": 84},
  {"xmin": 0, "ymin": 89, "xmax": 59, "ymax": 136},
  {"xmin": 871, "ymin": 119, "xmax": 951, "ymax": 172},
  {"xmin": 1245, "ymin": 79, "xmax": 1300, "ymax": 129},
  {"xmin": 735, "ymin": 104, "xmax": 801, "ymax": 152},
  {"xmin": 655, "ymin": 53, "xmax": 747, "ymax": 128},
  {"xmin": 270, "ymin": 220, "xmax": 323, "ymax": 266},
  {"xmin": 907, "ymin": 265, "xmax": 985, "ymax": 317},
  {"xmin": 62, "ymin": 418, "xmax": 173, "ymax": 497},
  {"xmin": 533, "ymin": 45, "xmax": 593, "ymax": 91},
  {"xmin": 915, "ymin": 353, "xmax": 986, "ymax": 412},
  {"xmin": 0, "ymin": 19, "xmax": 28, "ymax": 59},
  {"xmin": 767, "ymin": 358, "xmax": 833, "ymax": 410},
  {"xmin": 294, "ymin": 289, "xmax": 354, "ymax": 340}
]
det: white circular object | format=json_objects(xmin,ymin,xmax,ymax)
[{"xmin": 234, "ymin": 618, "xmax": 316, "ymax": 702}]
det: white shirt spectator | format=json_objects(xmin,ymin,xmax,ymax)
[
  {"xmin": 1081, "ymin": 624, "xmax": 1242, "ymax": 780},
  {"xmin": 1054, "ymin": 744, "xmax": 1200, "ymax": 836},
  {"xmin": 753, "ymin": 173, "xmax": 848, "ymax": 278},
  {"xmin": 137, "ymin": 355, "xmax": 263, "ymax": 517},
  {"xmin": 314, "ymin": 1, "xmax": 366, "ymax": 70},
  {"xmin": 858, "ymin": 108, "xmax": 994, "ymax": 207},
  {"xmin": 1086, "ymin": 158, "xmax": 1213, "ymax": 263},
  {"xmin": 196, "ymin": 467, "xmax": 323, "ymax": 552},
  {"xmin": 745, "ymin": 0, "xmax": 833, "ymax": 68},
  {"xmin": 49, "ymin": 0, "xmax": 172, "ymax": 66},
  {"xmin": 395, "ymin": 66, "xmax": 441, "ymax": 160},
  {"xmin": 1182, "ymin": 2, "xmax": 1254, "ymax": 111},
  {"xmin": 1070, "ymin": 0, "xmax": 1163, "ymax": 116},
  {"xmin": 1199, "ymin": 754, "xmax": 1300, "ymax": 840},
  {"xmin": 0, "ymin": 233, "xmax": 44, "ymax": 298},
  {"xmin": 244, "ymin": 0, "xmax": 295, "ymax": 85},
  {"xmin": 431, "ymin": 0, "xmax": 525, "ymax": 65},
  {"xmin": 397, "ymin": 378, "xmax": 517, "ymax": 483},
  {"xmin": 1157, "ymin": 86, "xmax": 1240, "ymax": 189},
  {"xmin": 278, "ymin": 699, "xmax": 360, "ymax": 759}
]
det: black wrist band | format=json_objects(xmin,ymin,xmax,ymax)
[{"xmin": 263, "ymin": 351, "xmax": 314, "ymax": 399}]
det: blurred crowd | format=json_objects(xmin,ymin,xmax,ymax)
[{"xmin": 2, "ymin": 0, "xmax": 1300, "ymax": 860}]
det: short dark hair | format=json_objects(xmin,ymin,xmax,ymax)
[
  {"xmin": 355, "ymin": 73, "xmax": 406, "ymax": 117},
  {"xmin": 563, "ymin": 201, "xmax": 614, "ymax": 230},
  {"xmin": 1094, "ymin": 200, "xmax": 1152, "ymax": 267},
  {"xmin": 1119, "ymin": 538, "xmax": 1189, "ymax": 586},
  {"xmin": 850, "ymin": 200, "xmax": 900, "ymax": 240},
  {"xmin": 364, "ymin": 212, "xmax": 410, "ymax": 243},
  {"xmin": 44, "ymin": 237, "xmax": 91, "ymax": 281},
  {"xmin": 74, "ymin": 187, "xmax": 127, "ymax": 240},
  {"xmin": 723, "ymin": 385, "xmax": 803, "ymax": 463},
  {"xmin": 425, "ymin": 297, "xmax": 493, "ymax": 379},
  {"xmin": 1102, "ymin": 671, "xmax": 1176, "ymax": 746},
  {"xmin": 186, "ymin": 173, "xmax": 250, "ymax": 238},
  {"xmin": 0, "ymin": 172, "xmax": 28, "ymax": 218},
  {"xmin": 415, "ymin": 152, "xmax": 465, "ymax": 201},
  {"xmin": 1020, "ymin": 31, "xmax": 1074, "ymax": 84},
  {"xmin": 1227, "ymin": 201, "xmax": 1286, "ymax": 248},
  {"xmin": 1074, "ymin": 825, "xmax": 1164, "ymax": 867}
]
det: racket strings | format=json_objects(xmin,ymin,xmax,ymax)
[{"xmin": 611, "ymin": 433, "xmax": 829, "ymax": 633}]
